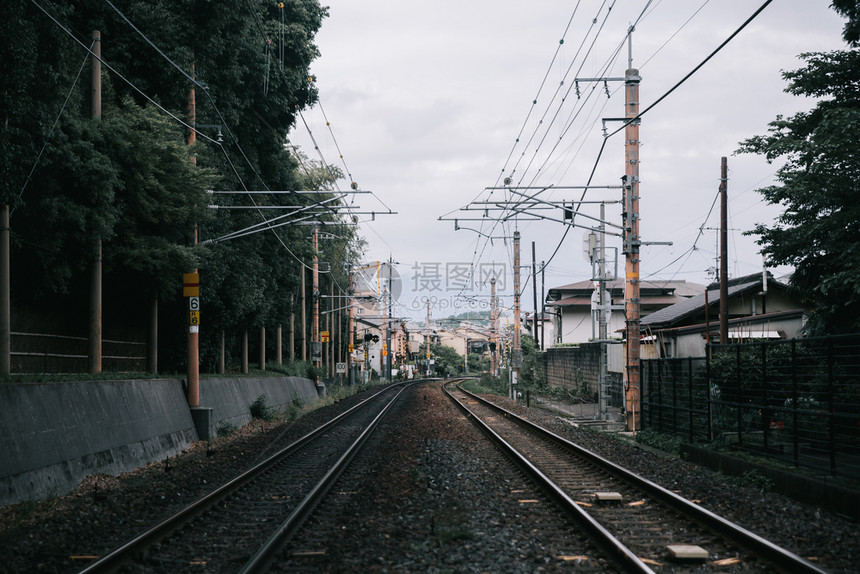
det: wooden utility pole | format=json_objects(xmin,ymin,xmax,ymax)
[
  {"xmin": 720, "ymin": 157, "xmax": 729, "ymax": 346},
  {"xmin": 89, "ymin": 30, "xmax": 103, "ymax": 374},
  {"xmin": 623, "ymin": 58, "xmax": 641, "ymax": 432},
  {"xmin": 289, "ymin": 295, "xmax": 295, "ymax": 361}
]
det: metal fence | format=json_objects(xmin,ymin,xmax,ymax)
[
  {"xmin": 11, "ymin": 331, "xmax": 147, "ymax": 373},
  {"xmin": 642, "ymin": 334, "xmax": 860, "ymax": 479}
]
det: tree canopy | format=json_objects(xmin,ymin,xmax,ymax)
[
  {"xmin": 737, "ymin": 4, "xmax": 860, "ymax": 335},
  {"xmin": 1, "ymin": 0, "xmax": 363, "ymax": 371}
]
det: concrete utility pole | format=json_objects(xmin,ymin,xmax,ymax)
[
  {"xmin": 289, "ymin": 295, "xmax": 295, "ymax": 361},
  {"xmin": 597, "ymin": 202, "xmax": 608, "ymax": 420},
  {"xmin": 312, "ymin": 226, "xmax": 321, "ymax": 382},
  {"xmin": 540, "ymin": 261, "xmax": 545, "ymax": 352},
  {"xmin": 347, "ymin": 268, "xmax": 355, "ymax": 385},
  {"xmin": 89, "ymin": 30, "xmax": 103, "ymax": 374},
  {"xmin": 720, "ymin": 157, "xmax": 729, "ymax": 346},
  {"xmin": 385, "ymin": 256, "xmax": 393, "ymax": 381},
  {"xmin": 259, "ymin": 327, "xmax": 265, "ymax": 370},
  {"xmin": 184, "ymin": 59, "xmax": 200, "ymax": 405},
  {"xmin": 1, "ymin": 205, "xmax": 10, "ymax": 375},
  {"xmin": 490, "ymin": 277, "xmax": 497, "ymax": 376},
  {"xmin": 512, "ymin": 231, "xmax": 522, "ymax": 399},
  {"xmin": 532, "ymin": 241, "xmax": 539, "ymax": 349},
  {"xmin": 622, "ymin": 48, "xmax": 642, "ymax": 432},
  {"xmin": 301, "ymin": 267, "xmax": 307, "ymax": 361},
  {"xmin": 425, "ymin": 301, "xmax": 431, "ymax": 376}
]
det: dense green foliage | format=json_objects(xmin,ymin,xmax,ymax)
[
  {"xmin": 737, "ymin": 4, "xmax": 860, "ymax": 334},
  {"xmin": 0, "ymin": 0, "xmax": 362, "ymax": 371}
]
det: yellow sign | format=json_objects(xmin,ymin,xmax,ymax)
[
  {"xmin": 183, "ymin": 272, "xmax": 200, "ymax": 297},
  {"xmin": 348, "ymin": 343, "xmax": 354, "ymax": 353},
  {"xmin": 189, "ymin": 310, "xmax": 200, "ymax": 325},
  {"xmin": 321, "ymin": 331, "xmax": 330, "ymax": 343},
  {"xmin": 382, "ymin": 344, "xmax": 387, "ymax": 357}
]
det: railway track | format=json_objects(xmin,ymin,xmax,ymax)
[
  {"xmin": 78, "ymin": 381, "xmax": 416, "ymax": 574},
  {"xmin": 445, "ymin": 381, "xmax": 829, "ymax": 574}
]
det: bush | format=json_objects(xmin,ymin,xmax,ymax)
[
  {"xmin": 216, "ymin": 421, "xmax": 237, "ymax": 437},
  {"xmin": 250, "ymin": 394, "xmax": 276, "ymax": 421}
]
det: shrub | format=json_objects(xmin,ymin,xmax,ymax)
[
  {"xmin": 250, "ymin": 394, "xmax": 276, "ymax": 421},
  {"xmin": 216, "ymin": 421, "xmax": 237, "ymax": 437}
]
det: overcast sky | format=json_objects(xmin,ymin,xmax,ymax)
[{"xmin": 290, "ymin": 0, "xmax": 848, "ymax": 321}]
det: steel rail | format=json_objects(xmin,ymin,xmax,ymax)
[
  {"xmin": 239, "ymin": 381, "xmax": 418, "ymax": 573},
  {"xmin": 78, "ymin": 382, "xmax": 409, "ymax": 574},
  {"xmin": 454, "ymin": 383, "xmax": 829, "ymax": 574},
  {"xmin": 443, "ymin": 381, "xmax": 655, "ymax": 574}
]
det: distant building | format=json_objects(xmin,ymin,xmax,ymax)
[{"xmin": 545, "ymin": 279, "xmax": 704, "ymax": 345}]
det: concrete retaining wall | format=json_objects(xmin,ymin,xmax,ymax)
[
  {"xmin": 198, "ymin": 377, "xmax": 320, "ymax": 436},
  {"xmin": 0, "ymin": 379, "xmax": 195, "ymax": 506},
  {"xmin": 0, "ymin": 376, "xmax": 318, "ymax": 507}
]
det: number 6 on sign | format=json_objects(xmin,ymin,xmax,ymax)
[
  {"xmin": 189, "ymin": 310, "xmax": 200, "ymax": 325},
  {"xmin": 189, "ymin": 297, "xmax": 200, "ymax": 311}
]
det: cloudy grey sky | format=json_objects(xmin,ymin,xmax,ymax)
[{"xmin": 290, "ymin": 0, "xmax": 848, "ymax": 321}]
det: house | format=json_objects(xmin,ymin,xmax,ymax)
[
  {"xmin": 524, "ymin": 311, "xmax": 556, "ymax": 349},
  {"xmin": 545, "ymin": 279, "xmax": 704, "ymax": 345},
  {"xmin": 640, "ymin": 272, "xmax": 806, "ymax": 358},
  {"xmin": 436, "ymin": 326, "xmax": 491, "ymax": 356}
]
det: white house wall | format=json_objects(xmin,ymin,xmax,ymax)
[{"xmin": 559, "ymin": 308, "xmax": 626, "ymax": 344}]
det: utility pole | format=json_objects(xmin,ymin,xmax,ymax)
[
  {"xmin": 597, "ymin": 201, "xmax": 608, "ymax": 420},
  {"xmin": 720, "ymin": 157, "xmax": 729, "ymax": 346},
  {"xmin": 89, "ymin": 30, "xmax": 103, "ymax": 374},
  {"xmin": 312, "ymin": 226, "xmax": 321, "ymax": 389},
  {"xmin": 0, "ymin": 204, "xmax": 8, "ymax": 375},
  {"xmin": 512, "ymin": 231, "xmax": 522, "ymax": 400},
  {"xmin": 622, "ymin": 42, "xmax": 642, "ymax": 432},
  {"xmin": 531, "ymin": 241, "xmax": 539, "ymax": 349},
  {"xmin": 259, "ymin": 327, "xmax": 266, "ymax": 370},
  {"xmin": 385, "ymin": 256, "xmax": 393, "ymax": 381},
  {"xmin": 425, "ymin": 301, "xmax": 431, "ymax": 376},
  {"xmin": 490, "ymin": 277, "xmax": 497, "ymax": 376},
  {"xmin": 540, "ymin": 261, "xmax": 545, "ymax": 352},
  {"xmin": 347, "ymin": 268, "xmax": 355, "ymax": 385},
  {"xmin": 301, "ymin": 267, "xmax": 307, "ymax": 361},
  {"xmin": 183, "ymin": 59, "xmax": 202, "ymax": 405},
  {"xmin": 289, "ymin": 295, "xmax": 295, "ymax": 361}
]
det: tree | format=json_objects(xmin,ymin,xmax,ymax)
[
  {"xmin": 736, "ymin": 5, "xmax": 860, "ymax": 334},
  {"xmin": 3, "ymin": 0, "xmax": 365, "ymax": 373}
]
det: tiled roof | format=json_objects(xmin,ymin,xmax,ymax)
[{"xmin": 642, "ymin": 277, "xmax": 785, "ymax": 329}]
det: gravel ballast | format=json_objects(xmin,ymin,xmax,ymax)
[{"xmin": 1, "ymin": 381, "xmax": 857, "ymax": 573}]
